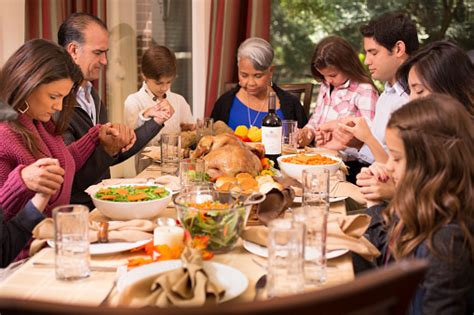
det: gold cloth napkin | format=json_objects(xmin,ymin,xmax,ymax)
[
  {"xmin": 254, "ymin": 187, "xmax": 295, "ymax": 225},
  {"xmin": 29, "ymin": 218, "xmax": 155, "ymax": 256},
  {"xmin": 242, "ymin": 214, "xmax": 380, "ymax": 261},
  {"xmin": 117, "ymin": 247, "xmax": 226, "ymax": 307}
]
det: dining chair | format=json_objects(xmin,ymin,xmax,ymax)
[
  {"xmin": 0, "ymin": 259, "xmax": 427, "ymax": 315},
  {"xmin": 279, "ymin": 83, "xmax": 314, "ymax": 118},
  {"xmin": 224, "ymin": 82, "xmax": 314, "ymax": 117}
]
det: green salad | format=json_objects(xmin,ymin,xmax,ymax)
[
  {"xmin": 95, "ymin": 185, "xmax": 169, "ymax": 202},
  {"xmin": 178, "ymin": 201, "xmax": 246, "ymax": 252}
]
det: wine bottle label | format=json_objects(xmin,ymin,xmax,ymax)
[{"xmin": 262, "ymin": 126, "xmax": 282, "ymax": 155}]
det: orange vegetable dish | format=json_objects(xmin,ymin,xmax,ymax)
[{"xmin": 281, "ymin": 154, "xmax": 337, "ymax": 165}]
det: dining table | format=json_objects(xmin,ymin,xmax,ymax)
[{"xmin": 0, "ymin": 164, "xmax": 355, "ymax": 307}]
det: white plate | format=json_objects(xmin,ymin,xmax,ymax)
[
  {"xmin": 293, "ymin": 196, "xmax": 348, "ymax": 204},
  {"xmin": 116, "ymin": 260, "xmax": 248, "ymax": 303},
  {"xmin": 47, "ymin": 239, "xmax": 151, "ymax": 255},
  {"xmin": 243, "ymin": 240, "xmax": 349, "ymax": 260}
]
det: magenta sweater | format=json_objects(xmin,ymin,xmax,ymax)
[{"xmin": 0, "ymin": 114, "xmax": 100, "ymax": 220}]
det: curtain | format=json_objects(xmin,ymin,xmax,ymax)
[
  {"xmin": 204, "ymin": 0, "xmax": 271, "ymax": 117},
  {"xmin": 25, "ymin": 0, "xmax": 107, "ymax": 102}
]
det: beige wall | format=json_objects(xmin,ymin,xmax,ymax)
[{"xmin": 0, "ymin": 0, "xmax": 25, "ymax": 66}]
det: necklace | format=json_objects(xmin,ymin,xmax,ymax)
[{"xmin": 246, "ymin": 92, "xmax": 268, "ymax": 127}]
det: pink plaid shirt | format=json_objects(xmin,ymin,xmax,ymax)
[{"xmin": 306, "ymin": 80, "xmax": 378, "ymax": 130}]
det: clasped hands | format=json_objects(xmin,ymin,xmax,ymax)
[
  {"xmin": 21, "ymin": 158, "xmax": 65, "ymax": 212},
  {"xmin": 357, "ymin": 162, "xmax": 395, "ymax": 207},
  {"xmin": 99, "ymin": 123, "xmax": 137, "ymax": 157},
  {"xmin": 296, "ymin": 117, "xmax": 367, "ymax": 150},
  {"xmin": 142, "ymin": 99, "xmax": 175, "ymax": 125}
]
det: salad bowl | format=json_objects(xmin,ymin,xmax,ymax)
[
  {"xmin": 90, "ymin": 184, "xmax": 173, "ymax": 220},
  {"xmin": 174, "ymin": 189, "xmax": 261, "ymax": 253}
]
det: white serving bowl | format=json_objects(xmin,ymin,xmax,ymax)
[
  {"xmin": 91, "ymin": 184, "xmax": 173, "ymax": 220},
  {"xmin": 277, "ymin": 153, "xmax": 342, "ymax": 181}
]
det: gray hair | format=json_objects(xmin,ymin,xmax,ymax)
[{"xmin": 237, "ymin": 37, "xmax": 274, "ymax": 71}]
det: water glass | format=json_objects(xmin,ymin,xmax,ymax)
[
  {"xmin": 161, "ymin": 133, "xmax": 181, "ymax": 175},
  {"xmin": 53, "ymin": 205, "xmax": 90, "ymax": 281},
  {"xmin": 179, "ymin": 158, "xmax": 206, "ymax": 189},
  {"xmin": 300, "ymin": 168, "xmax": 330, "ymax": 284},
  {"xmin": 267, "ymin": 219, "xmax": 305, "ymax": 298},
  {"xmin": 282, "ymin": 120, "xmax": 298, "ymax": 154},
  {"xmin": 196, "ymin": 117, "xmax": 214, "ymax": 140}
]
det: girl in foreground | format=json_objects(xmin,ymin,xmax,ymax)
[{"xmin": 366, "ymin": 94, "xmax": 473, "ymax": 314}]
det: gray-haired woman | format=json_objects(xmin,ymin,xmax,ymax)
[{"xmin": 211, "ymin": 37, "xmax": 308, "ymax": 130}]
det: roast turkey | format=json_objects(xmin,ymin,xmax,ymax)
[{"xmin": 191, "ymin": 133, "xmax": 263, "ymax": 178}]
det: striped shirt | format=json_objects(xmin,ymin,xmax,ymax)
[{"xmin": 306, "ymin": 79, "xmax": 378, "ymax": 131}]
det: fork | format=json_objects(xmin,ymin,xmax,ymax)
[{"xmin": 100, "ymin": 265, "xmax": 127, "ymax": 305}]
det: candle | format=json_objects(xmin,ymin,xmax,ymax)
[{"xmin": 153, "ymin": 226, "xmax": 185, "ymax": 248}]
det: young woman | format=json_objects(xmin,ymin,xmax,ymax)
[
  {"xmin": 366, "ymin": 94, "xmax": 473, "ymax": 314},
  {"xmin": 297, "ymin": 36, "xmax": 378, "ymax": 147},
  {"xmin": 124, "ymin": 45, "xmax": 195, "ymax": 172},
  {"xmin": 0, "ymin": 39, "xmax": 123, "ymax": 236},
  {"xmin": 211, "ymin": 37, "xmax": 307, "ymax": 130}
]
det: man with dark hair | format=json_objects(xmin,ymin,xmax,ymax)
[
  {"xmin": 328, "ymin": 11, "xmax": 419, "ymax": 202},
  {"xmin": 322, "ymin": 11, "xmax": 419, "ymax": 164},
  {"xmin": 58, "ymin": 13, "xmax": 174, "ymax": 209}
]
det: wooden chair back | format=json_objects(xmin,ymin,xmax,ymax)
[
  {"xmin": 0, "ymin": 259, "xmax": 427, "ymax": 315},
  {"xmin": 279, "ymin": 83, "xmax": 314, "ymax": 117}
]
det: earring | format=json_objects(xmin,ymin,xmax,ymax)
[{"xmin": 17, "ymin": 101, "xmax": 29, "ymax": 114}]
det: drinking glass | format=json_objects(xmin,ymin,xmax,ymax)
[
  {"xmin": 300, "ymin": 168, "xmax": 330, "ymax": 285},
  {"xmin": 282, "ymin": 120, "xmax": 298, "ymax": 154},
  {"xmin": 196, "ymin": 117, "xmax": 214, "ymax": 140},
  {"xmin": 160, "ymin": 133, "xmax": 181, "ymax": 175},
  {"xmin": 53, "ymin": 205, "xmax": 90, "ymax": 281},
  {"xmin": 179, "ymin": 158, "xmax": 206, "ymax": 189},
  {"xmin": 267, "ymin": 219, "xmax": 305, "ymax": 298}
]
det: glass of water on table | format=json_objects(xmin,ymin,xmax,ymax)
[{"xmin": 53, "ymin": 204, "xmax": 90, "ymax": 280}]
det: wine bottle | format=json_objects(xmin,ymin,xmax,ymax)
[{"xmin": 261, "ymin": 92, "xmax": 282, "ymax": 166}]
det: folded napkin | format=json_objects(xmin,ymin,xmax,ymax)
[
  {"xmin": 118, "ymin": 247, "xmax": 226, "ymax": 307},
  {"xmin": 242, "ymin": 214, "xmax": 380, "ymax": 261},
  {"xmin": 29, "ymin": 218, "xmax": 155, "ymax": 256},
  {"xmin": 247, "ymin": 187, "xmax": 294, "ymax": 226}
]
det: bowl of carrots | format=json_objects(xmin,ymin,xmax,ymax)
[
  {"xmin": 91, "ymin": 184, "xmax": 173, "ymax": 220},
  {"xmin": 277, "ymin": 153, "xmax": 342, "ymax": 181}
]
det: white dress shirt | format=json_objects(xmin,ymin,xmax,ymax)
[
  {"xmin": 357, "ymin": 81, "xmax": 409, "ymax": 164},
  {"xmin": 76, "ymin": 81, "xmax": 97, "ymax": 125}
]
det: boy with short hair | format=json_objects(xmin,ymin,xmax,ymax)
[{"xmin": 124, "ymin": 45, "xmax": 195, "ymax": 173}]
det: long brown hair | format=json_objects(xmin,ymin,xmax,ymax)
[
  {"xmin": 311, "ymin": 36, "xmax": 376, "ymax": 90},
  {"xmin": 385, "ymin": 94, "xmax": 474, "ymax": 262},
  {"xmin": 397, "ymin": 40, "xmax": 474, "ymax": 116},
  {"xmin": 0, "ymin": 39, "xmax": 83, "ymax": 157}
]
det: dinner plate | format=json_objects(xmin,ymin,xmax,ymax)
[
  {"xmin": 47, "ymin": 239, "xmax": 151, "ymax": 255},
  {"xmin": 116, "ymin": 260, "xmax": 248, "ymax": 303},
  {"xmin": 293, "ymin": 196, "xmax": 348, "ymax": 204},
  {"xmin": 243, "ymin": 240, "xmax": 349, "ymax": 260}
]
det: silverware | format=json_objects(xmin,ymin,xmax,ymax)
[
  {"xmin": 252, "ymin": 258, "xmax": 267, "ymax": 271},
  {"xmin": 254, "ymin": 274, "xmax": 267, "ymax": 301},
  {"xmin": 33, "ymin": 262, "xmax": 120, "ymax": 272},
  {"xmin": 100, "ymin": 265, "xmax": 127, "ymax": 305}
]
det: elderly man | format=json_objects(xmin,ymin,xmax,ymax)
[{"xmin": 58, "ymin": 13, "xmax": 174, "ymax": 209}]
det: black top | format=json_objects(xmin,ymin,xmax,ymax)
[
  {"xmin": 64, "ymin": 87, "xmax": 164, "ymax": 209},
  {"xmin": 210, "ymin": 83, "xmax": 308, "ymax": 128},
  {"xmin": 1, "ymin": 201, "xmax": 44, "ymax": 267},
  {"xmin": 365, "ymin": 204, "xmax": 474, "ymax": 315}
]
